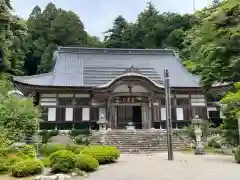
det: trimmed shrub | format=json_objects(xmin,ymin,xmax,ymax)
[
  {"xmin": 66, "ymin": 144, "xmax": 86, "ymax": 154},
  {"xmin": 40, "ymin": 144, "xmax": 67, "ymax": 156},
  {"xmin": 234, "ymin": 147, "xmax": 240, "ymax": 163},
  {"xmin": 49, "ymin": 150, "xmax": 76, "ymax": 173},
  {"xmin": 19, "ymin": 145, "xmax": 37, "ymax": 158},
  {"xmin": 40, "ymin": 157, "xmax": 50, "ymax": 167},
  {"xmin": 7, "ymin": 154, "xmax": 22, "ymax": 167},
  {"xmin": 75, "ymin": 154, "xmax": 99, "ymax": 172},
  {"xmin": 11, "ymin": 159, "xmax": 44, "ymax": 177},
  {"xmin": 0, "ymin": 158, "xmax": 10, "ymax": 173},
  {"xmin": 207, "ymin": 135, "xmax": 224, "ymax": 149},
  {"xmin": 5, "ymin": 147, "xmax": 20, "ymax": 155},
  {"xmin": 81, "ymin": 146, "xmax": 120, "ymax": 164}
]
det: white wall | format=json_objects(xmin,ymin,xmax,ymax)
[{"xmin": 82, "ymin": 108, "xmax": 90, "ymax": 121}]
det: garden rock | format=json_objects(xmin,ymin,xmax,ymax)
[
  {"xmin": 48, "ymin": 135, "xmax": 74, "ymax": 144},
  {"xmin": 35, "ymin": 174, "xmax": 71, "ymax": 180}
]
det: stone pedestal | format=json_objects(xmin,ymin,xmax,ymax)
[{"xmin": 192, "ymin": 115, "xmax": 205, "ymax": 155}]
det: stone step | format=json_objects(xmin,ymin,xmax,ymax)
[
  {"xmin": 91, "ymin": 139, "xmax": 183, "ymax": 142},
  {"xmin": 92, "ymin": 134, "xmax": 183, "ymax": 138},
  {"xmin": 91, "ymin": 139, "xmax": 189, "ymax": 144},
  {"xmin": 91, "ymin": 140, "xmax": 186, "ymax": 144},
  {"xmin": 91, "ymin": 144, "xmax": 185, "ymax": 150},
  {"xmin": 91, "ymin": 138, "xmax": 187, "ymax": 141},
  {"xmin": 90, "ymin": 130, "xmax": 191, "ymax": 153},
  {"xmin": 90, "ymin": 143, "xmax": 186, "ymax": 147}
]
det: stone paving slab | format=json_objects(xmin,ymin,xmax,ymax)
[{"xmin": 87, "ymin": 152, "xmax": 240, "ymax": 180}]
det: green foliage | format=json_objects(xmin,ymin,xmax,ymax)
[
  {"xmin": 75, "ymin": 154, "xmax": 99, "ymax": 172},
  {"xmin": 104, "ymin": 15, "xmax": 131, "ymax": 48},
  {"xmin": 234, "ymin": 147, "xmax": 240, "ymax": 163},
  {"xmin": 69, "ymin": 129, "xmax": 92, "ymax": 145},
  {"xmin": 207, "ymin": 135, "xmax": 223, "ymax": 148},
  {"xmin": 49, "ymin": 150, "xmax": 76, "ymax": 173},
  {"xmin": 0, "ymin": 0, "xmax": 12, "ymax": 72},
  {"xmin": 38, "ymin": 130, "xmax": 59, "ymax": 144},
  {"xmin": 181, "ymin": 0, "xmax": 240, "ymax": 90},
  {"xmin": 69, "ymin": 129, "xmax": 90, "ymax": 137},
  {"xmin": 104, "ymin": 2, "xmax": 195, "ymax": 49},
  {"xmin": 39, "ymin": 143, "xmax": 87, "ymax": 156},
  {"xmin": 74, "ymin": 135, "xmax": 92, "ymax": 145},
  {"xmin": 0, "ymin": 158, "xmax": 10, "ymax": 173},
  {"xmin": 39, "ymin": 144, "xmax": 67, "ymax": 156},
  {"xmin": 7, "ymin": 155, "xmax": 22, "ymax": 167},
  {"xmin": 11, "ymin": 158, "xmax": 44, "ymax": 177},
  {"xmin": 220, "ymin": 82, "xmax": 240, "ymax": 146},
  {"xmin": 40, "ymin": 157, "xmax": 50, "ymax": 167},
  {"xmin": 24, "ymin": 3, "xmax": 100, "ymax": 74},
  {"xmin": 66, "ymin": 144, "xmax": 86, "ymax": 154},
  {"xmin": 0, "ymin": 78, "xmax": 41, "ymax": 148},
  {"xmin": 19, "ymin": 145, "xmax": 36, "ymax": 158},
  {"xmin": 181, "ymin": 124, "xmax": 195, "ymax": 140},
  {"xmin": 81, "ymin": 146, "xmax": 120, "ymax": 164}
]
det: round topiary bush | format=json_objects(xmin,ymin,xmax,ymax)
[
  {"xmin": 11, "ymin": 159, "xmax": 44, "ymax": 177},
  {"xmin": 81, "ymin": 146, "xmax": 120, "ymax": 164},
  {"xmin": 75, "ymin": 154, "xmax": 99, "ymax": 172},
  {"xmin": 49, "ymin": 150, "xmax": 76, "ymax": 173},
  {"xmin": 234, "ymin": 147, "xmax": 240, "ymax": 163}
]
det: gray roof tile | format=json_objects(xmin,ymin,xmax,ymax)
[{"xmin": 13, "ymin": 47, "xmax": 200, "ymax": 88}]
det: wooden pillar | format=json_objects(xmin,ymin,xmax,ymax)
[
  {"xmin": 56, "ymin": 93, "xmax": 59, "ymax": 130},
  {"xmin": 151, "ymin": 95, "xmax": 155, "ymax": 128},
  {"xmin": 189, "ymin": 93, "xmax": 193, "ymax": 121},
  {"xmin": 148, "ymin": 96, "xmax": 153, "ymax": 129},
  {"xmin": 107, "ymin": 98, "xmax": 111, "ymax": 129}
]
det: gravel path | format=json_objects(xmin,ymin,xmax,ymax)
[{"xmin": 87, "ymin": 152, "xmax": 240, "ymax": 180}]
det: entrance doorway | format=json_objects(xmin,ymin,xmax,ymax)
[{"xmin": 116, "ymin": 106, "xmax": 142, "ymax": 129}]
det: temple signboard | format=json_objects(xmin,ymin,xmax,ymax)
[{"xmin": 111, "ymin": 96, "xmax": 148, "ymax": 104}]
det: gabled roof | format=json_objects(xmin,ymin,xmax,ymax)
[{"xmin": 13, "ymin": 47, "xmax": 200, "ymax": 88}]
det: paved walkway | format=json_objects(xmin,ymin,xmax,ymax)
[{"xmin": 87, "ymin": 152, "xmax": 240, "ymax": 180}]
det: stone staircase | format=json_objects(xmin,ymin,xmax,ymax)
[{"xmin": 90, "ymin": 129, "xmax": 192, "ymax": 153}]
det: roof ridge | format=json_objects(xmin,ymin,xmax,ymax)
[
  {"xmin": 173, "ymin": 52, "xmax": 200, "ymax": 87},
  {"xmin": 57, "ymin": 46, "xmax": 175, "ymax": 55}
]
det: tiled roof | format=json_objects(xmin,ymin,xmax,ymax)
[
  {"xmin": 13, "ymin": 47, "xmax": 200, "ymax": 88},
  {"xmin": 13, "ymin": 73, "xmax": 53, "ymax": 86}
]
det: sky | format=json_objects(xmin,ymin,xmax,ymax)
[{"xmin": 11, "ymin": 0, "xmax": 212, "ymax": 39}]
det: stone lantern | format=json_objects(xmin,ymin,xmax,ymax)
[
  {"xmin": 126, "ymin": 121, "xmax": 136, "ymax": 134},
  {"xmin": 97, "ymin": 113, "xmax": 107, "ymax": 132},
  {"xmin": 97, "ymin": 113, "xmax": 108, "ymax": 145},
  {"xmin": 192, "ymin": 115, "xmax": 205, "ymax": 155},
  {"xmin": 126, "ymin": 122, "xmax": 135, "ymax": 130}
]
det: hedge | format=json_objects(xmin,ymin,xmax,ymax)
[
  {"xmin": 75, "ymin": 154, "xmax": 99, "ymax": 172},
  {"xmin": 49, "ymin": 150, "xmax": 76, "ymax": 173},
  {"xmin": 11, "ymin": 159, "xmax": 44, "ymax": 177},
  {"xmin": 81, "ymin": 146, "xmax": 120, "ymax": 164}
]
